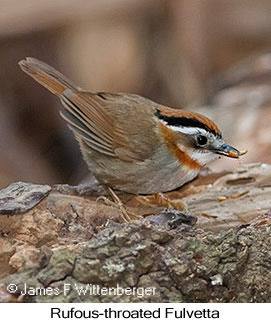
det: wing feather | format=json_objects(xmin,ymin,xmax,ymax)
[
  {"xmin": 19, "ymin": 58, "xmax": 145, "ymax": 162},
  {"xmin": 59, "ymin": 89, "xmax": 140, "ymax": 161},
  {"xmin": 60, "ymin": 94, "xmax": 113, "ymax": 148}
]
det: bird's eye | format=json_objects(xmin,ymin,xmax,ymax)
[{"xmin": 196, "ymin": 135, "xmax": 207, "ymax": 146}]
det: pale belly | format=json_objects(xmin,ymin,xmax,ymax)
[{"xmin": 80, "ymin": 142, "xmax": 200, "ymax": 194}]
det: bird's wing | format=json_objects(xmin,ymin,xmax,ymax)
[
  {"xmin": 60, "ymin": 90, "xmax": 146, "ymax": 162},
  {"xmin": 19, "ymin": 58, "xmax": 157, "ymax": 162}
]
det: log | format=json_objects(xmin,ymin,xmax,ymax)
[{"xmin": 0, "ymin": 163, "xmax": 270, "ymax": 302}]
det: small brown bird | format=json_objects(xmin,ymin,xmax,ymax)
[{"xmin": 19, "ymin": 58, "xmax": 246, "ymax": 217}]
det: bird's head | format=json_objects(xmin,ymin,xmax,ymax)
[{"xmin": 155, "ymin": 107, "xmax": 246, "ymax": 169}]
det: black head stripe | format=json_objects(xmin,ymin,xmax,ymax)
[{"xmin": 155, "ymin": 109, "xmax": 221, "ymax": 138}]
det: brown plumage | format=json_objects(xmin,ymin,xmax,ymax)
[
  {"xmin": 19, "ymin": 57, "xmax": 243, "ymax": 194},
  {"xmin": 19, "ymin": 58, "xmax": 154, "ymax": 163}
]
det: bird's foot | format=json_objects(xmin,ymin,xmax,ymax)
[
  {"xmin": 97, "ymin": 187, "xmax": 142, "ymax": 222},
  {"xmin": 136, "ymin": 192, "xmax": 187, "ymax": 212}
]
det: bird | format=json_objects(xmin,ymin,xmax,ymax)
[{"xmin": 19, "ymin": 57, "xmax": 246, "ymax": 221}]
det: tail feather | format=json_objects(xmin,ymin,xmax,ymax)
[{"xmin": 18, "ymin": 57, "xmax": 79, "ymax": 96}]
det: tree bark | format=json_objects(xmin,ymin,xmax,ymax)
[{"xmin": 0, "ymin": 163, "xmax": 270, "ymax": 302}]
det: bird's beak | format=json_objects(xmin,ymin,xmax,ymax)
[{"xmin": 215, "ymin": 144, "xmax": 247, "ymax": 159}]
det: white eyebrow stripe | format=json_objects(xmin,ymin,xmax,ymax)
[{"xmin": 168, "ymin": 125, "xmax": 209, "ymax": 136}]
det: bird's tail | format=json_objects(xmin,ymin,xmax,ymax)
[{"xmin": 19, "ymin": 57, "xmax": 79, "ymax": 96}]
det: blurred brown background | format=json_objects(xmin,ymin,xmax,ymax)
[{"xmin": 1, "ymin": 0, "xmax": 271, "ymax": 188}]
